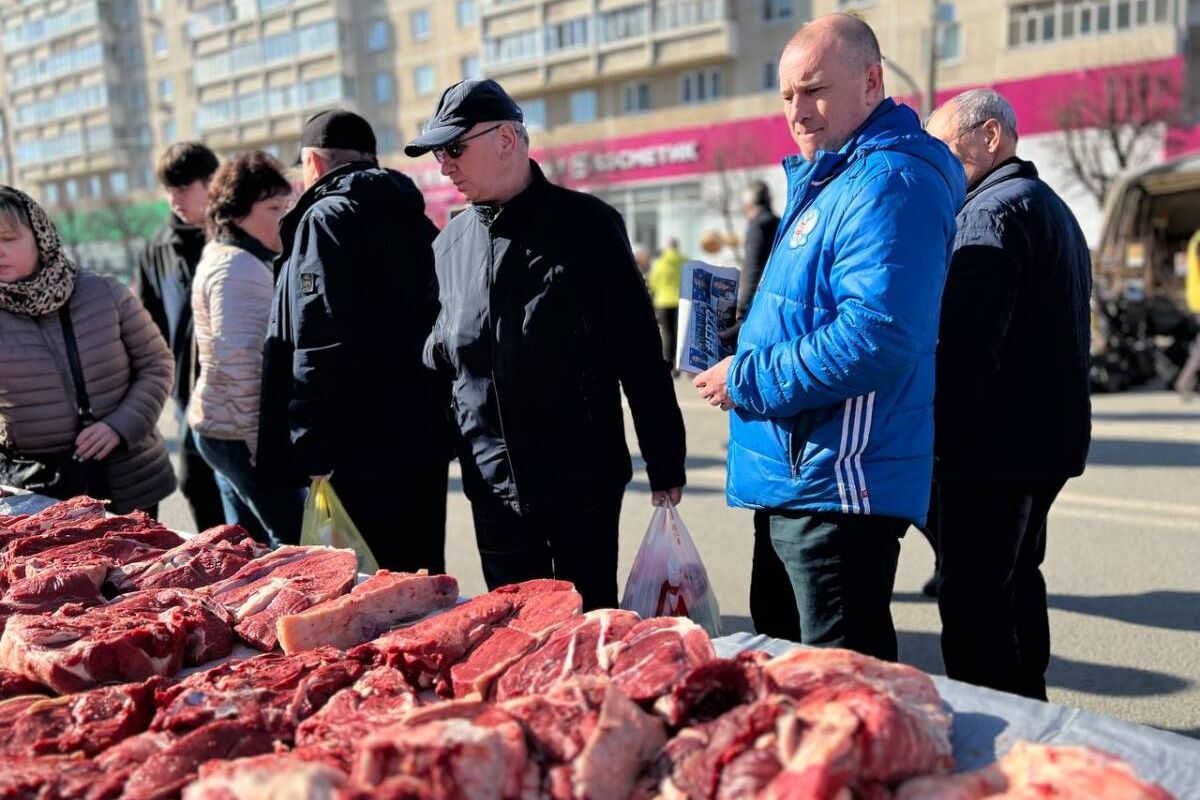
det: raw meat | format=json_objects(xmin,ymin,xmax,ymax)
[
  {"xmin": 0, "ymin": 511, "xmax": 178, "ymax": 565},
  {"xmin": 203, "ymin": 545, "xmax": 358, "ymax": 650},
  {"xmin": 0, "ymin": 679, "xmax": 156, "ymax": 757},
  {"xmin": 153, "ymin": 646, "xmax": 363, "ymax": 743},
  {"xmin": 0, "ymin": 588, "xmax": 234, "ymax": 693},
  {"xmin": 654, "ymin": 652, "xmax": 772, "ymax": 727},
  {"xmin": 502, "ymin": 677, "xmax": 666, "ymax": 800},
  {"xmin": 356, "ymin": 591, "xmax": 518, "ymax": 686},
  {"xmin": 91, "ymin": 730, "xmax": 178, "ymax": 799},
  {"xmin": 0, "ymin": 496, "xmax": 106, "ymax": 541},
  {"xmin": 184, "ymin": 753, "xmax": 351, "ymax": 800},
  {"xmin": 121, "ymin": 720, "xmax": 276, "ymax": 800},
  {"xmin": 108, "ymin": 524, "xmax": 268, "ymax": 594},
  {"xmin": 1, "ymin": 568, "xmax": 106, "ymax": 615},
  {"xmin": 351, "ymin": 704, "xmax": 539, "ymax": 800},
  {"xmin": 894, "ymin": 742, "xmax": 1175, "ymax": 800},
  {"xmin": 0, "ymin": 666, "xmax": 49, "ymax": 699},
  {"xmin": 436, "ymin": 581, "xmax": 583, "ymax": 699},
  {"xmin": 277, "ymin": 569, "xmax": 459, "ymax": 654},
  {"xmin": 5, "ymin": 535, "xmax": 171, "ymax": 588},
  {"xmin": 294, "ymin": 666, "xmax": 419, "ymax": 771},
  {"xmin": 609, "ymin": 616, "xmax": 715, "ymax": 704},
  {"xmin": 0, "ymin": 755, "xmax": 110, "ymax": 800},
  {"xmin": 493, "ymin": 608, "xmax": 640, "ymax": 702}
]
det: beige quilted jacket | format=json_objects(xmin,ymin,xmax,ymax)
[
  {"xmin": 0, "ymin": 270, "xmax": 176, "ymax": 513},
  {"xmin": 187, "ymin": 241, "xmax": 274, "ymax": 454}
]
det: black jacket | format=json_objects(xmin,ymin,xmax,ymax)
[
  {"xmin": 257, "ymin": 162, "xmax": 451, "ymax": 486},
  {"xmin": 721, "ymin": 207, "xmax": 779, "ymax": 345},
  {"xmin": 424, "ymin": 161, "xmax": 687, "ymax": 513},
  {"xmin": 135, "ymin": 216, "xmax": 206, "ymax": 411},
  {"xmin": 935, "ymin": 158, "xmax": 1092, "ymax": 482}
]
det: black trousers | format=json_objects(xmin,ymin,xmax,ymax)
[
  {"xmin": 656, "ymin": 307, "xmax": 679, "ymax": 367},
  {"xmin": 334, "ymin": 462, "xmax": 449, "ymax": 574},
  {"xmin": 765, "ymin": 509, "xmax": 907, "ymax": 661},
  {"xmin": 179, "ymin": 426, "xmax": 227, "ymax": 531},
  {"xmin": 749, "ymin": 509, "xmax": 802, "ymax": 641},
  {"xmin": 933, "ymin": 478, "xmax": 1066, "ymax": 700},
  {"xmin": 470, "ymin": 490, "xmax": 622, "ymax": 611}
]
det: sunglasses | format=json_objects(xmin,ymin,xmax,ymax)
[{"xmin": 432, "ymin": 124, "xmax": 503, "ymax": 163}]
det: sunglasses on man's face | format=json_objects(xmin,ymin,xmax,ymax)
[{"xmin": 432, "ymin": 124, "xmax": 504, "ymax": 164}]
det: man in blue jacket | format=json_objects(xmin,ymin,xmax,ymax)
[
  {"xmin": 694, "ymin": 13, "xmax": 965, "ymax": 661},
  {"xmin": 926, "ymin": 90, "xmax": 1091, "ymax": 699}
]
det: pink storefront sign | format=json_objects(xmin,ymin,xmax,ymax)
[{"xmin": 401, "ymin": 56, "xmax": 1197, "ymax": 226}]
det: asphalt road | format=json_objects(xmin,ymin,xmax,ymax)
[{"xmin": 156, "ymin": 383, "xmax": 1200, "ymax": 738}]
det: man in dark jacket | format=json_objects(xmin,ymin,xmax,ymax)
[
  {"xmin": 927, "ymin": 89, "xmax": 1092, "ymax": 700},
  {"xmin": 136, "ymin": 143, "xmax": 227, "ymax": 531},
  {"xmin": 258, "ymin": 110, "xmax": 451, "ymax": 567},
  {"xmin": 720, "ymin": 180, "xmax": 779, "ymax": 347},
  {"xmin": 407, "ymin": 80, "xmax": 687, "ymax": 610}
]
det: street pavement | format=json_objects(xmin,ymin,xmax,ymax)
[{"xmin": 156, "ymin": 382, "xmax": 1200, "ymax": 738}]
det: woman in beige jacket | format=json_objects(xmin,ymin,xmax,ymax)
[
  {"xmin": 189, "ymin": 152, "xmax": 301, "ymax": 545},
  {"xmin": 0, "ymin": 186, "xmax": 176, "ymax": 514}
]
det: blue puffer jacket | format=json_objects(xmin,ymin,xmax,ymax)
[{"xmin": 727, "ymin": 99, "xmax": 965, "ymax": 525}]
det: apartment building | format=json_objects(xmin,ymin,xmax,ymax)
[
  {"xmin": 1, "ymin": 0, "xmax": 155, "ymax": 212},
  {"xmin": 0, "ymin": 0, "xmax": 1195, "ymax": 263}
]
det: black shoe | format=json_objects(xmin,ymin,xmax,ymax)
[{"xmin": 921, "ymin": 574, "xmax": 940, "ymax": 598}]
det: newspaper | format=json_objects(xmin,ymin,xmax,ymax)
[{"xmin": 675, "ymin": 260, "xmax": 739, "ymax": 374}]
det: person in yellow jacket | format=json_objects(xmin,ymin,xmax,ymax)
[
  {"xmin": 648, "ymin": 238, "xmax": 685, "ymax": 370},
  {"xmin": 1176, "ymin": 228, "xmax": 1200, "ymax": 396}
]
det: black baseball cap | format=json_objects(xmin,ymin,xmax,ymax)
[
  {"xmin": 404, "ymin": 79, "xmax": 523, "ymax": 158},
  {"xmin": 296, "ymin": 109, "xmax": 376, "ymax": 164}
]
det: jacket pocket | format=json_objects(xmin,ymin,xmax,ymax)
[{"xmin": 789, "ymin": 412, "xmax": 818, "ymax": 478}]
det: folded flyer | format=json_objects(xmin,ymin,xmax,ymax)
[{"xmin": 676, "ymin": 260, "xmax": 739, "ymax": 374}]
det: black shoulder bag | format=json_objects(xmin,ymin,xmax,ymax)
[{"xmin": 0, "ymin": 307, "xmax": 110, "ymax": 499}]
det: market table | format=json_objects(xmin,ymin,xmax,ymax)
[{"xmin": 4, "ymin": 489, "xmax": 1198, "ymax": 797}]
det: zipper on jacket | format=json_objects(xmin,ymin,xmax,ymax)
[{"xmin": 485, "ymin": 219, "xmax": 524, "ymax": 512}]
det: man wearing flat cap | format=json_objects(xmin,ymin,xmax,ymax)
[
  {"xmin": 408, "ymin": 79, "xmax": 687, "ymax": 610},
  {"xmin": 258, "ymin": 109, "xmax": 453, "ymax": 569}
]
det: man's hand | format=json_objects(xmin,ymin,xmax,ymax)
[
  {"xmin": 651, "ymin": 487, "xmax": 683, "ymax": 507},
  {"xmin": 75, "ymin": 422, "xmax": 120, "ymax": 461},
  {"xmin": 694, "ymin": 356, "xmax": 736, "ymax": 411}
]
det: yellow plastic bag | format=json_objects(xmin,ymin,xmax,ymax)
[{"xmin": 300, "ymin": 477, "xmax": 380, "ymax": 574}]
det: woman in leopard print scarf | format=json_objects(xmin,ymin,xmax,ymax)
[{"xmin": 0, "ymin": 185, "xmax": 77, "ymax": 317}]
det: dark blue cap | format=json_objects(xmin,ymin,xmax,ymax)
[{"xmin": 404, "ymin": 79, "xmax": 524, "ymax": 158}]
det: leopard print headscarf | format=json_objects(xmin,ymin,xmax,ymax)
[{"xmin": 0, "ymin": 186, "xmax": 77, "ymax": 317}]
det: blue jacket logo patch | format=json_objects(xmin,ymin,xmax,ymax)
[{"xmin": 789, "ymin": 208, "xmax": 820, "ymax": 249}]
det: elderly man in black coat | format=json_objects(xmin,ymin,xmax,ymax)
[
  {"xmin": 925, "ymin": 89, "xmax": 1092, "ymax": 700},
  {"xmin": 407, "ymin": 80, "xmax": 687, "ymax": 611}
]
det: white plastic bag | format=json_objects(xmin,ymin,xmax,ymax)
[{"xmin": 621, "ymin": 503, "xmax": 721, "ymax": 636}]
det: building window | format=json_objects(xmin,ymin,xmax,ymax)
[
  {"xmin": 367, "ymin": 20, "xmax": 389, "ymax": 51},
  {"xmin": 569, "ymin": 89, "xmax": 597, "ymax": 123},
  {"xmin": 600, "ymin": 6, "xmax": 648, "ymax": 42},
  {"xmin": 377, "ymin": 125, "xmax": 398, "ymax": 153},
  {"xmin": 681, "ymin": 68, "xmax": 722, "ymax": 104},
  {"xmin": 656, "ymin": 0, "xmax": 722, "ymax": 30},
  {"xmin": 1008, "ymin": 0, "xmax": 1170, "ymax": 48},
  {"xmin": 44, "ymin": 183, "xmax": 59, "ymax": 206},
  {"xmin": 936, "ymin": 20, "xmax": 961, "ymax": 61},
  {"xmin": 162, "ymin": 118, "xmax": 177, "ymax": 143},
  {"xmin": 374, "ymin": 72, "xmax": 393, "ymax": 103},
  {"xmin": 109, "ymin": 171, "xmax": 129, "ymax": 195},
  {"xmin": 158, "ymin": 77, "xmax": 173, "ymax": 102},
  {"xmin": 762, "ymin": 61, "xmax": 778, "ymax": 91},
  {"xmin": 411, "ymin": 9, "xmax": 431, "ymax": 42},
  {"xmin": 764, "ymin": 0, "xmax": 793, "ymax": 22},
  {"xmin": 457, "ymin": 0, "xmax": 477, "ymax": 28},
  {"xmin": 66, "ymin": 179, "xmax": 79, "ymax": 202},
  {"xmin": 622, "ymin": 81, "xmax": 651, "ymax": 114},
  {"xmin": 461, "ymin": 55, "xmax": 481, "ymax": 80},
  {"xmin": 522, "ymin": 98, "xmax": 546, "ymax": 130},
  {"xmin": 487, "ymin": 29, "xmax": 539, "ymax": 65},
  {"xmin": 153, "ymin": 32, "xmax": 168, "ymax": 59},
  {"xmin": 414, "ymin": 65, "xmax": 435, "ymax": 95},
  {"xmin": 545, "ymin": 17, "xmax": 589, "ymax": 53}
]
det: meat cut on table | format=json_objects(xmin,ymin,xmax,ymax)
[
  {"xmin": 0, "ymin": 496, "xmax": 1177, "ymax": 800},
  {"xmin": 202, "ymin": 545, "xmax": 358, "ymax": 650},
  {"xmin": 276, "ymin": 568, "xmax": 460, "ymax": 654}
]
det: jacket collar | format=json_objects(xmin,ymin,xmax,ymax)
[
  {"xmin": 782, "ymin": 98, "xmax": 900, "ymax": 204},
  {"xmin": 275, "ymin": 159, "xmax": 378, "ymax": 277},
  {"xmin": 966, "ymin": 156, "xmax": 1035, "ymax": 203},
  {"xmin": 474, "ymin": 159, "xmax": 550, "ymax": 234},
  {"xmin": 219, "ymin": 226, "xmax": 279, "ymax": 263}
]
